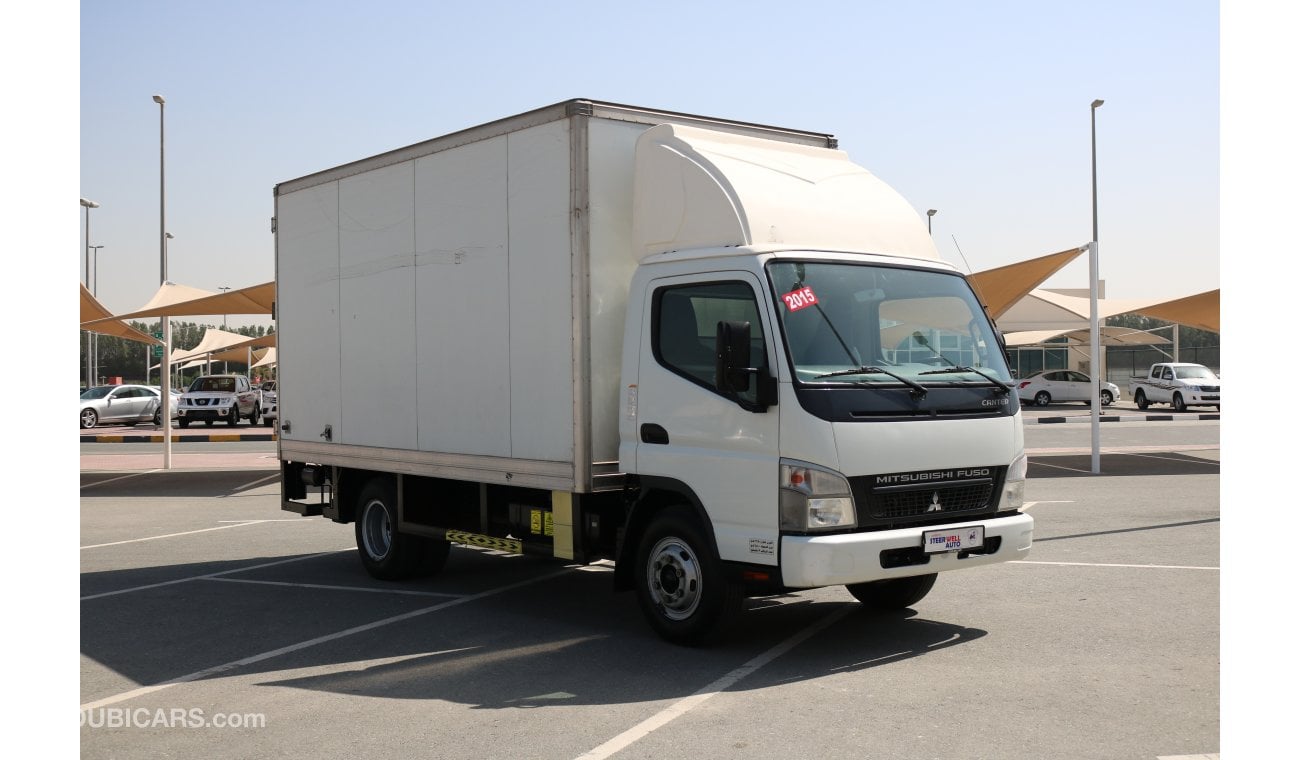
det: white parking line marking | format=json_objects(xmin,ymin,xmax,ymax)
[
  {"xmin": 80, "ymin": 471, "xmax": 158, "ymax": 490},
  {"xmin": 1011, "ymin": 560, "xmax": 1218, "ymax": 571},
  {"xmin": 573, "ymin": 604, "xmax": 857, "ymax": 760},
  {"xmin": 1020, "ymin": 500, "xmax": 1073, "ymax": 511},
  {"xmin": 1156, "ymin": 754, "xmax": 1219, "ymax": 759},
  {"xmin": 233, "ymin": 473, "xmax": 281, "ymax": 491},
  {"xmin": 80, "ymin": 519, "xmax": 295, "ymax": 549},
  {"xmin": 204, "ymin": 577, "xmax": 465, "ymax": 598},
  {"xmin": 79, "ymin": 566, "xmax": 572, "ymax": 710},
  {"xmin": 80, "ymin": 550, "xmax": 353, "ymax": 601}
]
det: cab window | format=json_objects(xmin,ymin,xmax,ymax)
[{"xmin": 653, "ymin": 281, "xmax": 767, "ymax": 405}]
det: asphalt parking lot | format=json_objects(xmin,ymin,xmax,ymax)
[{"xmin": 79, "ymin": 421, "xmax": 1221, "ymax": 760}]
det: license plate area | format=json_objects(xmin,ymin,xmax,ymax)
[{"xmin": 923, "ymin": 525, "xmax": 985, "ymax": 554}]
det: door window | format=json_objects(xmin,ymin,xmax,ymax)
[{"xmin": 653, "ymin": 281, "xmax": 767, "ymax": 406}]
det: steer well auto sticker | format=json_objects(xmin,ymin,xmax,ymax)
[{"xmin": 781, "ymin": 286, "xmax": 819, "ymax": 312}]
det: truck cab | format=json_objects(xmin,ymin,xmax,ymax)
[{"xmin": 618, "ymin": 247, "xmax": 1031, "ymax": 640}]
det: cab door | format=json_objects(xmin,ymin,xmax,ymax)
[{"xmin": 631, "ymin": 272, "xmax": 780, "ymax": 566}]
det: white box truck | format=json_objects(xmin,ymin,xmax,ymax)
[{"xmin": 275, "ymin": 100, "xmax": 1033, "ymax": 644}]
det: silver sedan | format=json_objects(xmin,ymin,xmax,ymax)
[{"xmin": 80, "ymin": 385, "xmax": 175, "ymax": 429}]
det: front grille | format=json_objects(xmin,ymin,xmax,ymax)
[
  {"xmin": 872, "ymin": 482, "xmax": 994, "ymax": 519},
  {"xmin": 1201, "ymin": 386, "xmax": 1220, "ymax": 392},
  {"xmin": 849, "ymin": 465, "xmax": 1007, "ymax": 529},
  {"xmin": 195, "ymin": 398, "xmax": 210, "ymax": 406}
]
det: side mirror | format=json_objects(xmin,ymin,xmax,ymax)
[
  {"xmin": 715, "ymin": 320, "xmax": 752, "ymax": 393},
  {"xmin": 715, "ymin": 321, "xmax": 777, "ymax": 411}
]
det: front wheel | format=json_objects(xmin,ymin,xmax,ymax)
[
  {"xmin": 227, "ymin": 406, "xmax": 240, "ymax": 427},
  {"xmin": 634, "ymin": 506, "xmax": 743, "ymax": 646},
  {"xmin": 1100, "ymin": 389, "xmax": 1114, "ymax": 406},
  {"xmin": 846, "ymin": 573, "xmax": 937, "ymax": 610},
  {"xmin": 1135, "ymin": 389, "xmax": 1149, "ymax": 410},
  {"xmin": 80, "ymin": 409, "xmax": 98, "ymax": 429},
  {"xmin": 248, "ymin": 404, "xmax": 260, "ymax": 427},
  {"xmin": 1172, "ymin": 393, "xmax": 1187, "ymax": 412}
]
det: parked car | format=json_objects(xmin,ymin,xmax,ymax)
[
  {"xmin": 177, "ymin": 374, "xmax": 261, "ymax": 427},
  {"xmin": 80, "ymin": 384, "xmax": 169, "ymax": 429},
  {"xmin": 1016, "ymin": 370, "xmax": 1120, "ymax": 407},
  {"xmin": 147, "ymin": 386, "xmax": 183, "ymax": 425},
  {"xmin": 259, "ymin": 380, "xmax": 278, "ymax": 428}
]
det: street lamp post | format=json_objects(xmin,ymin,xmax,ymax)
[
  {"xmin": 1088, "ymin": 98, "xmax": 1104, "ymax": 474},
  {"xmin": 80, "ymin": 198, "xmax": 99, "ymax": 390},
  {"xmin": 219, "ymin": 286, "xmax": 231, "ymax": 372},
  {"xmin": 155, "ymin": 94, "xmax": 173, "ymax": 469},
  {"xmin": 926, "ymin": 209, "xmax": 937, "ymax": 236},
  {"xmin": 90, "ymin": 244, "xmax": 104, "ymax": 382}
]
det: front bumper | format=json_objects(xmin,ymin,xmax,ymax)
[
  {"xmin": 178, "ymin": 407, "xmax": 234, "ymax": 421},
  {"xmin": 780, "ymin": 512, "xmax": 1033, "ymax": 588}
]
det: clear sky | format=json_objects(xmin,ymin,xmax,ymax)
[{"xmin": 73, "ymin": 0, "xmax": 1220, "ymax": 324}]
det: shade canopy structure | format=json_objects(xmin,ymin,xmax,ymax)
[
  {"xmin": 79, "ymin": 284, "xmax": 161, "ymax": 345},
  {"xmin": 81, "ymin": 280, "xmax": 273, "ymax": 325},
  {"xmin": 1124, "ymin": 289, "xmax": 1219, "ymax": 333},
  {"xmin": 1003, "ymin": 325, "xmax": 1174, "ymax": 348},
  {"xmin": 251, "ymin": 347, "xmax": 277, "ymax": 369},
  {"xmin": 994, "ymin": 289, "xmax": 1161, "ymax": 334},
  {"xmin": 968, "ymin": 247, "xmax": 1087, "ymax": 320}
]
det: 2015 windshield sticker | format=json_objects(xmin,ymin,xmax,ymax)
[{"xmin": 781, "ymin": 286, "xmax": 819, "ymax": 312}]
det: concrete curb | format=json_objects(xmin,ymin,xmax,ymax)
[
  {"xmin": 81, "ymin": 432, "xmax": 277, "ymax": 443},
  {"xmin": 1026, "ymin": 413, "xmax": 1219, "ymax": 424}
]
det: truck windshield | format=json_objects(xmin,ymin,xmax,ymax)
[
  {"xmin": 766, "ymin": 261, "xmax": 1011, "ymax": 387},
  {"xmin": 1174, "ymin": 366, "xmax": 1217, "ymax": 380}
]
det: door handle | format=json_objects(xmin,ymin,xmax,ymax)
[{"xmin": 640, "ymin": 423, "xmax": 669, "ymax": 445}]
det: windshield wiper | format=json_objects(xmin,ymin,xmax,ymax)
[
  {"xmin": 918, "ymin": 366, "xmax": 1012, "ymax": 394},
  {"xmin": 814, "ymin": 366, "xmax": 928, "ymax": 399}
]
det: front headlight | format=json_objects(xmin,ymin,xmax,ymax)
[
  {"xmin": 780, "ymin": 460, "xmax": 856, "ymax": 531},
  {"xmin": 1002, "ymin": 451, "xmax": 1027, "ymax": 511}
]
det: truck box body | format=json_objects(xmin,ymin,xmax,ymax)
[{"xmin": 275, "ymin": 101, "xmax": 838, "ymax": 492}]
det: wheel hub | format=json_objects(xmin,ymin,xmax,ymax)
[{"xmin": 647, "ymin": 537, "xmax": 702, "ymax": 621}]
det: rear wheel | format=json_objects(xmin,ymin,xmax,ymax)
[
  {"xmin": 846, "ymin": 573, "xmax": 937, "ymax": 610},
  {"xmin": 355, "ymin": 478, "xmax": 450, "ymax": 580},
  {"xmin": 1135, "ymin": 389, "xmax": 1149, "ymax": 410},
  {"xmin": 634, "ymin": 506, "xmax": 743, "ymax": 646},
  {"xmin": 1100, "ymin": 389, "xmax": 1114, "ymax": 406},
  {"xmin": 1034, "ymin": 391, "xmax": 1051, "ymax": 407},
  {"xmin": 1172, "ymin": 393, "xmax": 1187, "ymax": 412},
  {"xmin": 80, "ymin": 409, "xmax": 98, "ymax": 429},
  {"xmin": 179, "ymin": 418, "xmax": 190, "ymax": 428}
]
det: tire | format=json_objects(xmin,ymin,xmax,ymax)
[
  {"xmin": 227, "ymin": 406, "xmax": 240, "ymax": 427},
  {"xmin": 1135, "ymin": 389, "xmax": 1149, "ymax": 410},
  {"xmin": 1172, "ymin": 393, "xmax": 1187, "ymax": 412},
  {"xmin": 248, "ymin": 404, "xmax": 260, "ymax": 427},
  {"xmin": 1034, "ymin": 391, "xmax": 1051, "ymax": 407},
  {"xmin": 80, "ymin": 409, "xmax": 98, "ymax": 429},
  {"xmin": 846, "ymin": 573, "xmax": 937, "ymax": 611},
  {"xmin": 354, "ymin": 478, "xmax": 450, "ymax": 581},
  {"xmin": 179, "ymin": 419, "xmax": 190, "ymax": 428},
  {"xmin": 1100, "ymin": 390, "xmax": 1114, "ymax": 406},
  {"xmin": 153, "ymin": 408, "xmax": 162, "ymax": 425},
  {"xmin": 204, "ymin": 420, "xmax": 214, "ymax": 427},
  {"xmin": 634, "ymin": 506, "xmax": 743, "ymax": 646}
]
